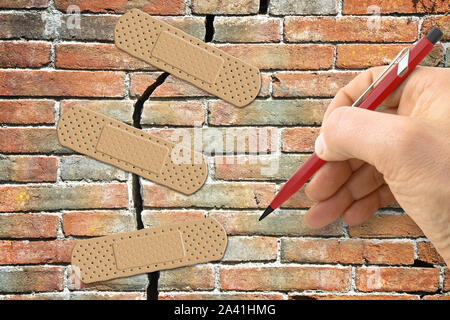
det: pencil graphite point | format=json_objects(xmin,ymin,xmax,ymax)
[{"xmin": 259, "ymin": 206, "xmax": 274, "ymax": 221}]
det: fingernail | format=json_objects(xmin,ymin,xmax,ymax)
[{"xmin": 315, "ymin": 133, "xmax": 326, "ymax": 156}]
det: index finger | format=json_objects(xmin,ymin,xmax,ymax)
[{"xmin": 323, "ymin": 66, "xmax": 406, "ymax": 123}]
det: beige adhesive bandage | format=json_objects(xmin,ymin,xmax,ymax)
[
  {"xmin": 71, "ymin": 217, "xmax": 227, "ymax": 283},
  {"xmin": 57, "ymin": 106, "xmax": 207, "ymax": 194},
  {"xmin": 114, "ymin": 9, "xmax": 261, "ymax": 107}
]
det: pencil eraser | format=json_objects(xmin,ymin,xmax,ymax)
[{"xmin": 426, "ymin": 27, "xmax": 443, "ymax": 45}]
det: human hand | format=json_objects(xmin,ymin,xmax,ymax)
[{"xmin": 304, "ymin": 66, "xmax": 450, "ymax": 266}]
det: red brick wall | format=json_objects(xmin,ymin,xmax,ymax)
[{"xmin": 0, "ymin": 0, "xmax": 449, "ymax": 300}]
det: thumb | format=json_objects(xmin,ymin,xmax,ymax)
[{"xmin": 315, "ymin": 106, "xmax": 411, "ymax": 169}]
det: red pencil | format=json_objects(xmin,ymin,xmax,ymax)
[{"xmin": 259, "ymin": 27, "xmax": 443, "ymax": 221}]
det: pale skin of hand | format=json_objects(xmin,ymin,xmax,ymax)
[{"xmin": 304, "ymin": 66, "xmax": 450, "ymax": 266}]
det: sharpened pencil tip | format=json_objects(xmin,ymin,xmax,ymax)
[{"xmin": 259, "ymin": 206, "xmax": 274, "ymax": 221}]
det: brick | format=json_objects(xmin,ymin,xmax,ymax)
[
  {"xmin": 0, "ymin": 0, "xmax": 48, "ymax": 9},
  {"xmin": 0, "ymin": 42, "xmax": 50, "ymax": 68},
  {"xmin": 214, "ymin": 154, "xmax": 309, "ymax": 181},
  {"xmin": 0, "ymin": 128, "xmax": 67, "ymax": 154},
  {"xmin": 145, "ymin": 127, "xmax": 278, "ymax": 154},
  {"xmin": 0, "ymin": 293, "xmax": 65, "ymax": 300},
  {"xmin": 417, "ymin": 241, "xmax": 446, "ymax": 265},
  {"xmin": 191, "ymin": 0, "xmax": 259, "ymax": 14},
  {"xmin": 356, "ymin": 267, "xmax": 439, "ymax": 292},
  {"xmin": 62, "ymin": 210, "xmax": 135, "ymax": 237},
  {"xmin": 349, "ymin": 213, "xmax": 424, "ymax": 238},
  {"xmin": 60, "ymin": 100, "xmax": 133, "ymax": 124},
  {"xmin": 222, "ymin": 236, "xmax": 277, "ymax": 262},
  {"xmin": 423, "ymin": 294, "xmax": 450, "ymax": 300},
  {"xmin": 281, "ymin": 239, "xmax": 414, "ymax": 265},
  {"xmin": 0, "ymin": 240, "xmax": 75, "ymax": 265},
  {"xmin": 421, "ymin": 16, "xmax": 450, "ymax": 42},
  {"xmin": 363, "ymin": 241, "xmax": 414, "ymax": 265},
  {"xmin": 0, "ymin": 13, "xmax": 47, "ymax": 39},
  {"xmin": 209, "ymin": 210, "xmax": 343, "ymax": 236},
  {"xmin": 269, "ymin": 0, "xmax": 338, "ymax": 15},
  {"xmin": 220, "ymin": 266, "xmax": 351, "ymax": 291},
  {"xmin": 214, "ymin": 17, "xmax": 281, "ymax": 43},
  {"xmin": 289, "ymin": 293, "xmax": 419, "ymax": 300},
  {"xmin": 0, "ymin": 184, "xmax": 128, "ymax": 212},
  {"xmin": 282, "ymin": 128, "xmax": 320, "ymax": 152},
  {"xmin": 209, "ymin": 99, "xmax": 327, "ymax": 126},
  {"xmin": 68, "ymin": 267, "xmax": 148, "ymax": 291},
  {"xmin": 55, "ymin": 0, "xmax": 185, "ymax": 15},
  {"xmin": 0, "ymin": 266, "xmax": 64, "ymax": 293},
  {"xmin": 160, "ymin": 293, "xmax": 284, "ymax": 300},
  {"xmin": 0, "ymin": 100, "xmax": 55, "ymax": 125},
  {"xmin": 281, "ymin": 185, "xmax": 315, "ymax": 208},
  {"xmin": 159, "ymin": 266, "xmax": 215, "ymax": 291},
  {"xmin": 60, "ymin": 156, "xmax": 128, "ymax": 182},
  {"xmin": 141, "ymin": 210, "xmax": 206, "ymax": 228},
  {"xmin": 130, "ymin": 72, "xmax": 270, "ymax": 98},
  {"xmin": 141, "ymin": 101, "xmax": 205, "ymax": 126},
  {"xmin": 69, "ymin": 292, "xmax": 145, "ymax": 300},
  {"xmin": 0, "ymin": 70, "xmax": 124, "ymax": 97},
  {"xmin": 0, "ymin": 156, "xmax": 57, "ymax": 182},
  {"xmin": 0, "ymin": 213, "xmax": 58, "ymax": 239},
  {"xmin": 284, "ymin": 17, "xmax": 418, "ymax": 43},
  {"xmin": 272, "ymin": 72, "xmax": 357, "ymax": 98},
  {"xmin": 343, "ymin": 0, "xmax": 450, "ymax": 14},
  {"xmin": 281, "ymin": 239, "xmax": 364, "ymax": 264},
  {"xmin": 337, "ymin": 44, "xmax": 443, "ymax": 69},
  {"xmin": 55, "ymin": 43, "xmax": 157, "ymax": 71},
  {"xmin": 142, "ymin": 183, "xmax": 275, "ymax": 209},
  {"xmin": 217, "ymin": 44, "xmax": 334, "ymax": 70}
]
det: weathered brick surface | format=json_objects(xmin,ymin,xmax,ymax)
[
  {"xmin": 272, "ymin": 72, "xmax": 357, "ymax": 97},
  {"xmin": 0, "ymin": 1, "xmax": 447, "ymax": 301},
  {"xmin": 0, "ymin": 240, "xmax": 75, "ymax": 265},
  {"xmin": 349, "ymin": 213, "xmax": 424, "ymax": 238},
  {"xmin": 159, "ymin": 266, "xmax": 215, "ymax": 291},
  {"xmin": 0, "ymin": 42, "xmax": 50, "ymax": 68},
  {"xmin": 0, "ymin": 0, "xmax": 49, "ymax": 9},
  {"xmin": 0, "ymin": 266, "xmax": 64, "ymax": 293},
  {"xmin": 0, "ymin": 70, "xmax": 124, "ymax": 97},
  {"xmin": 214, "ymin": 17, "xmax": 281, "ymax": 43},
  {"xmin": 209, "ymin": 100, "xmax": 327, "ymax": 126},
  {"xmin": 62, "ymin": 210, "xmax": 135, "ymax": 236},
  {"xmin": 0, "ymin": 100, "xmax": 55, "ymax": 125},
  {"xmin": 270, "ymin": 0, "xmax": 338, "ymax": 15},
  {"xmin": 0, "ymin": 156, "xmax": 57, "ymax": 182},
  {"xmin": 220, "ymin": 266, "xmax": 351, "ymax": 291},
  {"xmin": 54, "ymin": 0, "xmax": 185, "ymax": 15},
  {"xmin": 0, "ymin": 128, "xmax": 67, "ymax": 154},
  {"xmin": 209, "ymin": 210, "xmax": 343, "ymax": 236},
  {"xmin": 284, "ymin": 17, "xmax": 418, "ymax": 43},
  {"xmin": 191, "ymin": 0, "xmax": 259, "ymax": 14},
  {"xmin": 343, "ymin": 0, "xmax": 450, "ymax": 14},
  {"xmin": 59, "ymin": 156, "xmax": 128, "ymax": 182},
  {"xmin": 0, "ymin": 184, "xmax": 128, "ymax": 212},
  {"xmin": 0, "ymin": 214, "xmax": 58, "ymax": 239},
  {"xmin": 222, "ymin": 236, "xmax": 278, "ymax": 262},
  {"xmin": 356, "ymin": 267, "xmax": 439, "ymax": 292},
  {"xmin": 142, "ymin": 183, "xmax": 275, "ymax": 209},
  {"xmin": 337, "ymin": 44, "xmax": 443, "ymax": 69},
  {"xmin": 217, "ymin": 44, "xmax": 334, "ymax": 70}
]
